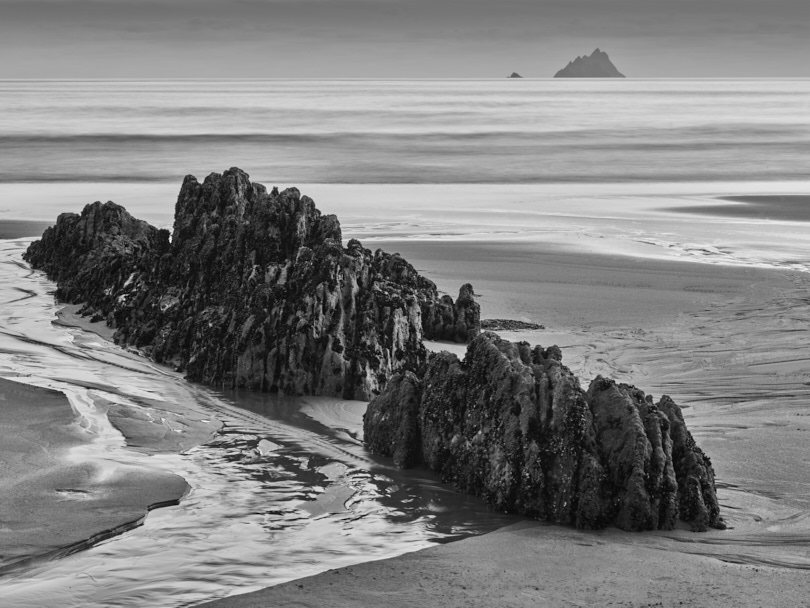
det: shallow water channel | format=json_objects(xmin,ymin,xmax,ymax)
[{"xmin": 0, "ymin": 239, "xmax": 519, "ymax": 607}]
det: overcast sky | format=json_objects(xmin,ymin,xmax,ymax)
[{"xmin": 1, "ymin": 0, "xmax": 807, "ymax": 78}]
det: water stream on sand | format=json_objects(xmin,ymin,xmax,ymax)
[{"xmin": 0, "ymin": 238, "xmax": 519, "ymax": 607}]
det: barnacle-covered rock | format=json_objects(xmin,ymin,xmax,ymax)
[
  {"xmin": 24, "ymin": 168, "xmax": 480, "ymax": 399},
  {"xmin": 365, "ymin": 332, "xmax": 723, "ymax": 532}
]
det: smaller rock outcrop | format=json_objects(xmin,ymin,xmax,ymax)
[
  {"xmin": 421, "ymin": 283, "xmax": 480, "ymax": 343},
  {"xmin": 508, "ymin": 72, "xmax": 523, "ymax": 78},
  {"xmin": 481, "ymin": 319, "xmax": 544, "ymax": 331},
  {"xmin": 554, "ymin": 49, "xmax": 625, "ymax": 78},
  {"xmin": 364, "ymin": 332, "xmax": 723, "ymax": 532}
]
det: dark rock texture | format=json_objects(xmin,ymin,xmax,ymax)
[
  {"xmin": 554, "ymin": 48, "xmax": 625, "ymax": 78},
  {"xmin": 364, "ymin": 332, "xmax": 723, "ymax": 532},
  {"xmin": 422, "ymin": 283, "xmax": 480, "ymax": 343},
  {"xmin": 480, "ymin": 319, "xmax": 544, "ymax": 331},
  {"xmin": 24, "ymin": 168, "xmax": 480, "ymax": 400}
]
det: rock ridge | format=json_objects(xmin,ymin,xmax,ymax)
[
  {"xmin": 364, "ymin": 332, "xmax": 723, "ymax": 532},
  {"xmin": 24, "ymin": 168, "xmax": 480, "ymax": 400}
]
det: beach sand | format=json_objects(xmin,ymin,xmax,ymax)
[
  {"xmin": 199, "ymin": 237, "xmax": 810, "ymax": 608},
  {"xmin": 0, "ymin": 224, "xmax": 220, "ymax": 570},
  {"xmin": 52, "ymin": 303, "xmax": 116, "ymax": 343},
  {"xmin": 669, "ymin": 195, "xmax": 810, "ymax": 222},
  {"xmin": 5, "ymin": 202, "xmax": 809, "ymax": 605},
  {"xmin": 381, "ymin": 238, "xmax": 774, "ymax": 329},
  {"xmin": 0, "ymin": 221, "xmax": 53, "ymax": 240},
  {"xmin": 202, "ymin": 521, "xmax": 810, "ymax": 608},
  {"xmin": 0, "ymin": 377, "xmax": 189, "ymax": 571}
]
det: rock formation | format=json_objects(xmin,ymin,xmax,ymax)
[
  {"xmin": 24, "ymin": 168, "xmax": 480, "ymax": 400},
  {"xmin": 508, "ymin": 72, "xmax": 523, "ymax": 78},
  {"xmin": 364, "ymin": 332, "xmax": 723, "ymax": 532},
  {"xmin": 480, "ymin": 319, "xmax": 544, "ymax": 331},
  {"xmin": 554, "ymin": 49, "xmax": 625, "ymax": 78},
  {"xmin": 26, "ymin": 167, "xmax": 723, "ymax": 534}
]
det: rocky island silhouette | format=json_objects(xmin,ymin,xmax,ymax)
[{"xmin": 555, "ymin": 48, "xmax": 625, "ymax": 77}]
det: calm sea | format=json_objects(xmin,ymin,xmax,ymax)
[{"xmin": 0, "ymin": 79, "xmax": 807, "ymax": 188}]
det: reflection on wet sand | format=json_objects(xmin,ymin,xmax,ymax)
[{"xmin": 0, "ymin": 238, "xmax": 519, "ymax": 608}]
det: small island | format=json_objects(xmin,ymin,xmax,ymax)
[
  {"xmin": 508, "ymin": 72, "xmax": 523, "ymax": 78},
  {"xmin": 554, "ymin": 48, "xmax": 625, "ymax": 78}
]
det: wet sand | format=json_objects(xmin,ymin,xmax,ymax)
[
  {"xmin": 382, "ymin": 238, "xmax": 779, "ymax": 330},
  {"xmin": 668, "ymin": 194, "xmax": 810, "ymax": 222},
  {"xmin": 0, "ymin": 377, "xmax": 189, "ymax": 571},
  {"xmin": 53, "ymin": 303, "xmax": 116, "ymax": 342},
  {"xmin": 6, "ymin": 200, "xmax": 810, "ymax": 606},
  {"xmin": 0, "ymin": 221, "xmax": 52, "ymax": 240},
  {"xmin": 201, "ymin": 237, "xmax": 810, "ymax": 608},
  {"xmin": 0, "ymin": 221, "xmax": 193, "ymax": 569},
  {"xmin": 0, "ymin": 229, "xmax": 220, "ymax": 572},
  {"xmin": 202, "ymin": 521, "xmax": 810, "ymax": 608}
]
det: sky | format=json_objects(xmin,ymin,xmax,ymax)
[{"xmin": 0, "ymin": 0, "xmax": 807, "ymax": 78}]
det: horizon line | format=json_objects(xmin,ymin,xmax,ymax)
[{"xmin": 2, "ymin": 77, "xmax": 809, "ymax": 82}]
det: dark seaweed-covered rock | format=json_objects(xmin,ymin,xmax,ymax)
[
  {"xmin": 23, "ymin": 201, "xmax": 169, "ymax": 317},
  {"xmin": 657, "ymin": 395, "xmax": 723, "ymax": 531},
  {"xmin": 24, "ymin": 168, "xmax": 480, "ymax": 400},
  {"xmin": 421, "ymin": 283, "xmax": 480, "ymax": 343},
  {"xmin": 364, "ymin": 332, "xmax": 723, "ymax": 532},
  {"xmin": 480, "ymin": 319, "xmax": 545, "ymax": 331},
  {"xmin": 362, "ymin": 371, "xmax": 423, "ymax": 468}
]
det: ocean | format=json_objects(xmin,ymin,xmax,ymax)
[
  {"xmin": 1, "ymin": 79, "xmax": 808, "ymax": 187},
  {"xmin": 1, "ymin": 79, "xmax": 809, "ymax": 606}
]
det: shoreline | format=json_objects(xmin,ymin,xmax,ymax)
[
  {"xmin": 4, "ymin": 191, "xmax": 809, "ymax": 605},
  {"xmin": 0, "ymin": 377, "xmax": 191, "ymax": 571},
  {"xmin": 0, "ymin": 492, "xmax": 186, "ymax": 576},
  {"xmin": 0, "ymin": 220, "xmax": 53, "ymax": 240},
  {"xmin": 195, "ymin": 240, "xmax": 810, "ymax": 607},
  {"xmin": 667, "ymin": 194, "xmax": 810, "ymax": 222},
  {"xmin": 199, "ymin": 520, "xmax": 810, "ymax": 608}
]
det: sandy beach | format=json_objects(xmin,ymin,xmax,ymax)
[
  {"xmin": 0, "ymin": 376, "xmax": 189, "ymax": 571},
  {"xmin": 670, "ymin": 194, "xmax": 810, "ymax": 222},
  {"xmin": 0, "ymin": 220, "xmax": 53, "ymax": 239},
  {"xmin": 0, "ymin": 71, "xmax": 807, "ymax": 607},
  {"xmin": 199, "ymin": 226, "xmax": 810, "ymax": 607},
  {"xmin": 0, "ymin": 199, "xmax": 807, "ymax": 605},
  {"xmin": 0, "ymin": 223, "xmax": 220, "ymax": 574},
  {"xmin": 3, "ymin": 197, "xmax": 809, "ymax": 606},
  {"xmin": 202, "ymin": 521, "xmax": 810, "ymax": 608},
  {"xmin": 0, "ymin": 221, "xmax": 52, "ymax": 240}
]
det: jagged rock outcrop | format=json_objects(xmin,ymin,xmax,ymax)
[
  {"xmin": 364, "ymin": 332, "xmax": 723, "ymax": 532},
  {"xmin": 554, "ymin": 48, "xmax": 625, "ymax": 78},
  {"xmin": 421, "ymin": 283, "xmax": 480, "ymax": 343},
  {"xmin": 24, "ymin": 168, "xmax": 480, "ymax": 400}
]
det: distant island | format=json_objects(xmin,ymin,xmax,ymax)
[
  {"xmin": 554, "ymin": 48, "xmax": 625, "ymax": 78},
  {"xmin": 508, "ymin": 72, "xmax": 523, "ymax": 78}
]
